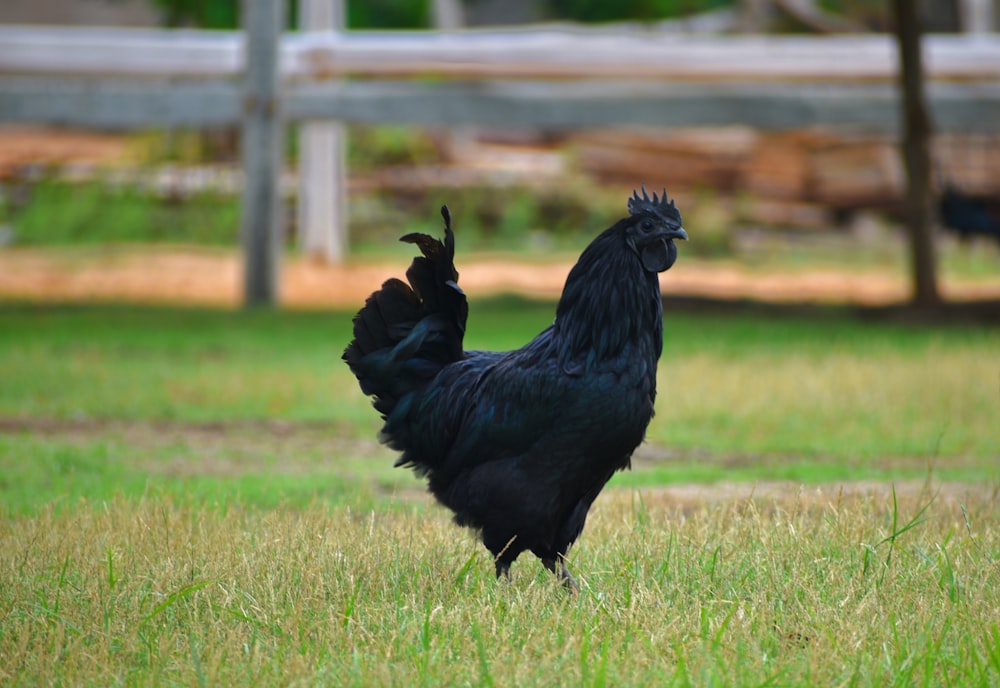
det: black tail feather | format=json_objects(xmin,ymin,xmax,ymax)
[{"xmin": 343, "ymin": 206, "xmax": 467, "ymax": 424}]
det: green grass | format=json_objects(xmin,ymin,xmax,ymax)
[
  {"xmin": 0, "ymin": 299, "xmax": 997, "ymax": 519},
  {"xmin": 1, "ymin": 300, "xmax": 996, "ymax": 459},
  {"xmin": 1, "ymin": 489, "xmax": 997, "ymax": 686},
  {"xmin": 1, "ymin": 302, "xmax": 998, "ymax": 685}
]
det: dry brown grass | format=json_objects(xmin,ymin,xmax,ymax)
[{"xmin": 2, "ymin": 485, "xmax": 998, "ymax": 686}]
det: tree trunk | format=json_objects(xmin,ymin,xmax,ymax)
[{"xmin": 892, "ymin": 0, "xmax": 940, "ymax": 307}]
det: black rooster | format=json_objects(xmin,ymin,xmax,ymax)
[
  {"xmin": 939, "ymin": 185, "xmax": 1000, "ymax": 247},
  {"xmin": 343, "ymin": 188, "xmax": 687, "ymax": 588}
]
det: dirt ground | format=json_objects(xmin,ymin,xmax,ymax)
[
  {"xmin": 0, "ymin": 126, "xmax": 133, "ymax": 177},
  {"xmin": 2, "ymin": 246, "xmax": 1000, "ymax": 309}
]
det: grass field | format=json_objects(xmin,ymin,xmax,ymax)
[{"xmin": 1, "ymin": 302, "xmax": 998, "ymax": 685}]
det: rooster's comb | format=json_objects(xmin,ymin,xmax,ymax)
[{"xmin": 627, "ymin": 185, "xmax": 681, "ymax": 225}]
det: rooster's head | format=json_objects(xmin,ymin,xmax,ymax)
[{"xmin": 626, "ymin": 186, "xmax": 688, "ymax": 272}]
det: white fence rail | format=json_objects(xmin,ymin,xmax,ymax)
[
  {"xmin": 3, "ymin": 27, "xmax": 1000, "ymax": 81},
  {"xmin": 2, "ymin": 27, "xmax": 1000, "ymax": 131}
]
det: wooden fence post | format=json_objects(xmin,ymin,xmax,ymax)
[
  {"xmin": 958, "ymin": 0, "xmax": 995, "ymax": 33},
  {"xmin": 298, "ymin": 0, "xmax": 346, "ymax": 264},
  {"xmin": 241, "ymin": 0, "xmax": 284, "ymax": 307}
]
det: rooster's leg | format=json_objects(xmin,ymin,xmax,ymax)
[
  {"xmin": 495, "ymin": 560, "xmax": 511, "ymax": 581},
  {"xmin": 543, "ymin": 556, "xmax": 579, "ymax": 591}
]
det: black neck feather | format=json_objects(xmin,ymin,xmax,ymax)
[{"xmin": 552, "ymin": 222, "xmax": 664, "ymax": 367}]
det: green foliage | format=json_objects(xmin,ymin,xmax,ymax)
[
  {"xmin": 678, "ymin": 186, "xmax": 735, "ymax": 257},
  {"xmin": 350, "ymin": 181, "xmax": 623, "ymax": 253},
  {"xmin": 5, "ymin": 179, "xmax": 238, "ymax": 246},
  {"xmin": 819, "ymin": 0, "xmax": 891, "ymax": 30},
  {"xmin": 347, "ymin": 126, "xmax": 442, "ymax": 172},
  {"xmin": 131, "ymin": 129, "xmax": 239, "ymax": 166},
  {"xmin": 148, "ymin": 0, "xmax": 240, "ymax": 28},
  {"xmin": 142, "ymin": 0, "xmax": 740, "ymax": 30},
  {"xmin": 546, "ymin": 0, "xmax": 729, "ymax": 23},
  {"xmin": 346, "ymin": 0, "xmax": 428, "ymax": 29},
  {"xmin": 144, "ymin": 0, "xmax": 429, "ymax": 29}
]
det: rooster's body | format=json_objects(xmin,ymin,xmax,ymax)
[
  {"xmin": 940, "ymin": 185, "xmax": 1000, "ymax": 247},
  {"xmin": 343, "ymin": 189, "xmax": 687, "ymax": 586}
]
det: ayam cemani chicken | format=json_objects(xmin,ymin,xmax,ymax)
[
  {"xmin": 939, "ymin": 185, "xmax": 1000, "ymax": 248},
  {"xmin": 343, "ymin": 188, "xmax": 687, "ymax": 588}
]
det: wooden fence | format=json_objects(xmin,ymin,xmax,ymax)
[{"xmin": 1, "ymin": 1, "xmax": 999, "ymax": 304}]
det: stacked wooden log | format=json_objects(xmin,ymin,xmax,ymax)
[{"xmin": 571, "ymin": 128, "xmax": 999, "ymax": 228}]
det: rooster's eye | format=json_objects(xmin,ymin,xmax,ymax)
[{"xmin": 640, "ymin": 219, "xmax": 653, "ymax": 232}]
